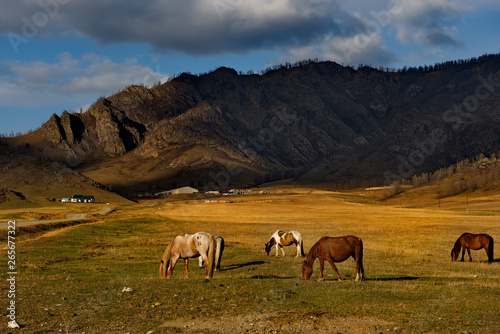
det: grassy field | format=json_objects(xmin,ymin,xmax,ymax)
[{"xmin": 1, "ymin": 188, "xmax": 499, "ymax": 333}]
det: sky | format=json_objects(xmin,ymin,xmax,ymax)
[{"xmin": 1, "ymin": 0, "xmax": 499, "ymax": 135}]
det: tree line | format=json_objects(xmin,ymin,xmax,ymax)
[{"xmin": 398, "ymin": 152, "xmax": 500, "ymax": 198}]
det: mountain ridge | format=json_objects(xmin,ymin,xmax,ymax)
[{"xmin": 3, "ymin": 55, "xmax": 500, "ymax": 197}]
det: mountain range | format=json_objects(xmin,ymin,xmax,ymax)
[{"xmin": 1, "ymin": 55, "xmax": 500, "ymax": 200}]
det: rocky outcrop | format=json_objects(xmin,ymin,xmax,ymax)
[
  {"xmin": 40, "ymin": 113, "xmax": 65, "ymax": 144},
  {"xmin": 82, "ymin": 98, "xmax": 146, "ymax": 157}
]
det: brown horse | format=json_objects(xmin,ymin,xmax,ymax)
[
  {"xmin": 451, "ymin": 233, "xmax": 494, "ymax": 263},
  {"xmin": 302, "ymin": 235, "xmax": 364, "ymax": 281},
  {"xmin": 159, "ymin": 232, "xmax": 216, "ymax": 279}
]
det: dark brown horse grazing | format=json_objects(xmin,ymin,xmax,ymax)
[
  {"xmin": 451, "ymin": 233, "xmax": 494, "ymax": 263},
  {"xmin": 302, "ymin": 235, "xmax": 364, "ymax": 281}
]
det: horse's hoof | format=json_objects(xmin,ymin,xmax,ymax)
[{"xmin": 317, "ymin": 278, "xmax": 324, "ymax": 282}]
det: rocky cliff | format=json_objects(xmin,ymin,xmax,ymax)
[{"xmin": 14, "ymin": 55, "xmax": 500, "ymax": 195}]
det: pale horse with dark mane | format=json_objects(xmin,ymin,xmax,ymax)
[
  {"xmin": 198, "ymin": 235, "xmax": 225, "ymax": 271},
  {"xmin": 159, "ymin": 232, "xmax": 216, "ymax": 279},
  {"xmin": 265, "ymin": 230, "xmax": 305, "ymax": 258}
]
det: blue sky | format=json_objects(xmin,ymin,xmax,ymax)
[{"xmin": 1, "ymin": 0, "xmax": 499, "ymax": 135}]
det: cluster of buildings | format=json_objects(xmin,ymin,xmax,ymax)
[
  {"xmin": 61, "ymin": 195, "xmax": 95, "ymax": 203},
  {"xmin": 138, "ymin": 186, "xmax": 254, "ymax": 198}
]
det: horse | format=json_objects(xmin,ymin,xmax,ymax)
[
  {"xmin": 198, "ymin": 235, "xmax": 224, "ymax": 271},
  {"xmin": 159, "ymin": 232, "xmax": 216, "ymax": 279},
  {"xmin": 451, "ymin": 233, "xmax": 494, "ymax": 263},
  {"xmin": 265, "ymin": 230, "xmax": 305, "ymax": 258},
  {"xmin": 301, "ymin": 235, "xmax": 364, "ymax": 281}
]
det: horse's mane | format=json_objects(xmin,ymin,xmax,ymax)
[
  {"xmin": 305, "ymin": 239, "xmax": 321, "ymax": 262},
  {"xmin": 452, "ymin": 237, "xmax": 462, "ymax": 255},
  {"xmin": 159, "ymin": 236, "xmax": 177, "ymax": 278},
  {"xmin": 268, "ymin": 237, "xmax": 276, "ymax": 246}
]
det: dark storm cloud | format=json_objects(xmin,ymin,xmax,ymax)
[
  {"xmin": 1, "ymin": 0, "xmax": 367, "ymax": 55},
  {"xmin": 393, "ymin": 0, "xmax": 468, "ymax": 47}
]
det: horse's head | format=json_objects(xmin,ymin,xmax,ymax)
[
  {"xmin": 159, "ymin": 260, "xmax": 166, "ymax": 278},
  {"xmin": 264, "ymin": 242, "xmax": 272, "ymax": 255},
  {"xmin": 450, "ymin": 249, "xmax": 458, "ymax": 261},
  {"xmin": 301, "ymin": 259, "xmax": 313, "ymax": 280}
]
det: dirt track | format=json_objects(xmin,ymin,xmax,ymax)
[
  {"xmin": 0, "ymin": 206, "xmax": 113, "ymax": 229},
  {"xmin": 160, "ymin": 312, "xmax": 396, "ymax": 333}
]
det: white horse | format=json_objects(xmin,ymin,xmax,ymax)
[
  {"xmin": 159, "ymin": 232, "xmax": 216, "ymax": 279},
  {"xmin": 198, "ymin": 235, "xmax": 224, "ymax": 271},
  {"xmin": 265, "ymin": 230, "xmax": 305, "ymax": 258}
]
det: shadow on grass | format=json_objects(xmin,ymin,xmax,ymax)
[
  {"xmin": 248, "ymin": 275, "xmax": 296, "ymax": 279},
  {"xmin": 364, "ymin": 276, "xmax": 420, "ymax": 282},
  {"xmin": 219, "ymin": 261, "xmax": 266, "ymax": 272},
  {"xmin": 452, "ymin": 259, "xmax": 499, "ymax": 263},
  {"xmin": 308, "ymin": 274, "xmax": 420, "ymax": 282}
]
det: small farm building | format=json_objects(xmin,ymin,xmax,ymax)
[{"xmin": 157, "ymin": 186, "xmax": 199, "ymax": 195}]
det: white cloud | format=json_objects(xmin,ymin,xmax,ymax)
[
  {"xmin": 0, "ymin": 53, "xmax": 170, "ymax": 108},
  {"xmin": 282, "ymin": 32, "xmax": 396, "ymax": 67}
]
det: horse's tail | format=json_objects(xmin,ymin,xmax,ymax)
[
  {"xmin": 487, "ymin": 235, "xmax": 494, "ymax": 263},
  {"xmin": 357, "ymin": 237, "xmax": 365, "ymax": 278},
  {"xmin": 300, "ymin": 237, "xmax": 305, "ymax": 257},
  {"xmin": 159, "ymin": 237, "xmax": 175, "ymax": 278},
  {"xmin": 207, "ymin": 235, "xmax": 216, "ymax": 278},
  {"xmin": 215, "ymin": 236, "xmax": 224, "ymax": 271}
]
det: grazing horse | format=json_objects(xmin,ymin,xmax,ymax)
[
  {"xmin": 159, "ymin": 232, "xmax": 216, "ymax": 279},
  {"xmin": 451, "ymin": 233, "xmax": 494, "ymax": 263},
  {"xmin": 302, "ymin": 235, "xmax": 364, "ymax": 281},
  {"xmin": 198, "ymin": 235, "xmax": 225, "ymax": 271},
  {"xmin": 265, "ymin": 230, "xmax": 305, "ymax": 258}
]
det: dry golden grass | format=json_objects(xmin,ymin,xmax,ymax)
[
  {"xmin": 3, "ymin": 187, "xmax": 499, "ymax": 333},
  {"xmin": 152, "ymin": 187, "xmax": 500, "ymax": 284},
  {"xmin": 154, "ymin": 188, "xmax": 500, "ymax": 249}
]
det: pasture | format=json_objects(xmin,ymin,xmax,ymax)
[{"xmin": 1, "ymin": 188, "xmax": 499, "ymax": 333}]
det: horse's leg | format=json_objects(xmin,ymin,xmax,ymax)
[
  {"xmin": 354, "ymin": 252, "xmax": 364, "ymax": 281},
  {"xmin": 483, "ymin": 246, "xmax": 490, "ymax": 262},
  {"xmin": 326, "ymin": 258, "xmax": 342, "ymax": 281},
  {"xmin": 355, "ymin": 258, "xmax": 362, "ymax": 282},
  {"xmin": 183, "ymin": 259, "xmax": 189, "ymax": 278},
  {"xmin": 460, "ymin": 246, "xmax": 465, "ymax": 261},
  {"xmin": 295, "ymin": 243, "xmax": 300, "ymax": 258},
  {"xmin": 198, "ymin": 256, "xmax": 204, "ymax": 268},
  {"xmin": 318, "ymin": 259, "xmax": 325, "ymax": 281},
  {"xmin": 200, "ymin": 254, "xmax": 210, "ymax": 278},
  {"xmin": 274, "ymin": 244, "xmax": 279, "ymax": 257},
  {"xmin": 280, "ymin": 245, "xmax": 285, "ymax": 257},
  {"xmin": 466, "ymin": 248, "xmax": 472, "ymax": 262},
  {"xmin": 166, "ymin": 256, "xmax": 178, "ymax": 278}
]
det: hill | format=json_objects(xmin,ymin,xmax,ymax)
[
  {"xmin": 0, "ymin": 139, "xmax": 131, "ymax": 207},
  {"xmin": 3, "ymin": 54, "xmax": 500, "ymax": 198}
]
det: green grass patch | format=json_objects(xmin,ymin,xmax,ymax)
[{"xmin": 2, "ymin": 217, "xmax": 499, "ymax": 333}]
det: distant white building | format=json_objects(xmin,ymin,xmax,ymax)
[{"xmin": 156, "ymin": 186, "xmax": 199, "ymax": 195}]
